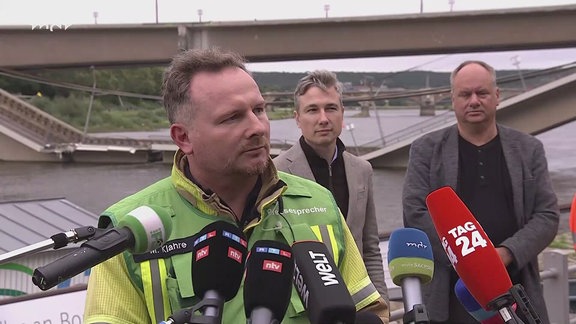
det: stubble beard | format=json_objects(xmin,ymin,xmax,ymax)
[
  {"xmin": 223, "ymin": 147, "xmax": 270, "ymax": 176},
  {"xmin": 245, "ymin": 158, "xmax": 269, "ymax": 176}
]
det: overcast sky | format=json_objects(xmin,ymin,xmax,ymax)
[{"xmin": 1, "ymin": 0, "xmax": 575, "ymax": 72}]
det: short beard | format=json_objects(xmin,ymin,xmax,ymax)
[
  {"xmin": 245, "ymin": 158, "xmax": 269, "ymax": 176},
  {"xmin": 223, "ymin": 155, "xmax": 269, "ymax": 176}
]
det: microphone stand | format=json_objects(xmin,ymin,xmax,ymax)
[
  {"xmin": 0, "ymin": 226, "xmax": 99, "ymax": 265},
  {"xmin": 486, "ymin": 284, "xmax": 541, "ymax": 324},
  {"xmin": 403, "ymin": 304, "xmax": 430, "ymax": 324},
  {"xmin": 509, "ymin": 284, "xmax": 542, "ymax": 324},
  {"xmin": 401, "ymin": 277, "xmax": 430, "ymax": 324},
  {"xmin": 160, "ymin": 295, "xmax": 224, "ymax": 324}
]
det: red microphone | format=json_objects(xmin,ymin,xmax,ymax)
[
  {"xmin": 425, "ymin": 186, "xmax": 512, "ymax": 309},
  {"xmin": 569, "ymin": 194, "xmax": 576, "ymax": 251}
]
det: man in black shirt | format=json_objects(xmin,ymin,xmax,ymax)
[{"xmin": 403, "ymin": 60, "xmax": 559, "ymax": 323}]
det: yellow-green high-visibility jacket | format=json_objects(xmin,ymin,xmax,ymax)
[{"xmin": 84, "ymin": 152, "xmax": 385, "ymax": 324}]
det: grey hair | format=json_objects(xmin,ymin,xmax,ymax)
[
  {"xmin": 450, "ymin": 60, "xmax": 498, "ymax": 90},
  {"xmin": 161, "ymin": 48, "xmax": 248, "ymax": 124},
  {"xmin": 293, "ymin": 70, "xmax": 344, "ymax": 111}
]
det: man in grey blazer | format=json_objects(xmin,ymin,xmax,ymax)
[
  {"xmin": 273, "ymin": 70, "xmax": 390, "ymax": 310},
  {"xmin": 403, "ymin": 60, "xmax": 559, "ymax": 323}
]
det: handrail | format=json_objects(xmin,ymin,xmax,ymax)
[{"xmin": 359, "ymin": 109, "xmax": 455, "ymax": 149}]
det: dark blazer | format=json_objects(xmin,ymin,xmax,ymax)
[
  {"xmin": 273, "ymin": 141, "xmax": 389, "ymax": 302},
  {"xmin": 403, "ymin": 124, "xmax": 559, "ymax": 323}
]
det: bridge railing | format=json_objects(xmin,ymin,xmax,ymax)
[
  {"xmin": 77, "ymin": 136, "xmax": 169, "ymax": 150},
  {"xmin": 0, "ymin": 89, "xmax": 84, "ymax": 146},
  {"xmin": 357, "ymin": 109, "xmax": 456, "ymax": 151},
  {"xmin": 389, "ymin": 249, "xmax": 576, "ymax": 323},
  {"xmin": 0, "ymin": 88, "xmax": 177, "ymax": 152}
]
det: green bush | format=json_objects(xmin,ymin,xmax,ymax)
[
  {"xmin": 25, "ymin": 94, "xmax": 293, "ymax": 133},
  {"xmin": 26, "ymin": 95, "xmax": 169, "ymax": 132}
]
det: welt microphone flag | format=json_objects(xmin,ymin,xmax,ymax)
[
  {"xmin": 291, "ymin": 240, "xmax": 356, "ymax": 324},
  {"xmin": 425, "ymin": 186, "xmax": 512, "ymax": 309}
]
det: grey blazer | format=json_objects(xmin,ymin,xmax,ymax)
[
  {"xmin": 273, "ymin": 141, "xmax": 389, "ymax": 302},
  {"xmin": 403, "ymin": 124, "xmax": 559, "ymax": 323}
]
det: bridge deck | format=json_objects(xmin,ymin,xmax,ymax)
[{"xmin": 1, "ymin": 5, "xmax": 576, "ymax": 69}]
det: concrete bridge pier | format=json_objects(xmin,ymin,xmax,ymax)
[{"xmin": 419, "ymin": 95, "xmax": 436, "ymax": 116}]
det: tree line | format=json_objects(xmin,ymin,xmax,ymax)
[{"xmin": 0, "ymin": 67, "xmax": 538, "ymax": 132}]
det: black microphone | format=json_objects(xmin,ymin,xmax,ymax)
[
  {"xmin": 32, "ymin": 205, "xmax": 172, "ymax": 291},
  {"xmin": 292, "ymin": 240, "xmax": 356, "ymax": 324},
  {"xmin": 244, "ymin": 240, "xmax": 294, "ymax": 324},
  {"xmin": 191, "ymin": 221, "xmax": 248, "ymax": 319}
]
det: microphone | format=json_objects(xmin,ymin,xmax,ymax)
[
  {"xmin": 244, "ymin": 240, "xmax": 294, "ymax": 324},
  {"xmin": 425, "ymin": 186, "xmax": 538, "ymax": 324},
  {"xmin": 455, "ymin": 278, "xmax": 516, "ymax": 324},
  {"xmin": 387, "ymin": 228, "xmax": 433, "ymax": 324},
  {"xmin": 0, "ymin": 225, "xmax": 99, "ymax": 265},
  {"xmin": 191, "ymin": 221, "xmax": 248, "ymax": 319},
  {"xmin": 425, "ymin": 186, "xmax": 512, "ymax": 310},
  {"xmin": 292, "ymin": 240, "xmax": 355, "ymax": 324},
  {"xmin": 32, "ymin": 205, "xmax": 172, "ymax": 290}
]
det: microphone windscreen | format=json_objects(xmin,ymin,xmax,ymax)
[
  {"xmin": 292, "ymin": 240, "xmax": 356, "ymax": 324},
  {"xmin": 191, "ymin": 221, "xmax": 247, "ymax": 301},
  {"xmin": 426, "ymin": 186, "xmax": 512, "ymax": 309},
  {"xmin": 570, "ymin": 194, "xmax": 576, "ymax": 251},
  {"xmin": 32, "ymin": 205, "xmax": 173, "ymax": 291},
  {"xmin": 244, "ymin": 240, "xmax": 294, "ymax": 321},
  {"xmin": 118, "ymin": 205, "xmax": 173, "ymax": 253},
  {"xmin": 455, "ymin": 278, "xmax": 517, "ymax": 324},
  {"xmin": 387, "ymin": 228, "xmax": 434, "ymax": 286},
  {"xmin": 455, "ymin": 278, "xmax": 503, "ymax": 323}
]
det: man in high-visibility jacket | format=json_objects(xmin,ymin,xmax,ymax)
[{"xmin": 84, "ymin": 48, "xmax": 389, "ymax": 324}]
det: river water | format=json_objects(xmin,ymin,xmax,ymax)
[{"xmin": 1, "ymin": 110, "xmax": 574, "ymax": 237}]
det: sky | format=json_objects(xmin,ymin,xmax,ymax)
[{"xmin": 1, "ymin": 0, "xmax": 575, "ymax": 72}]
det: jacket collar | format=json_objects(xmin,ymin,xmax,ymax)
[
  {"xmin": 299, "ymin": 135, "xmax": 346, "ymax": 164},
  {"xmin": 170, "ymin": 150, "xmax": 285, "ymax": 222}
]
